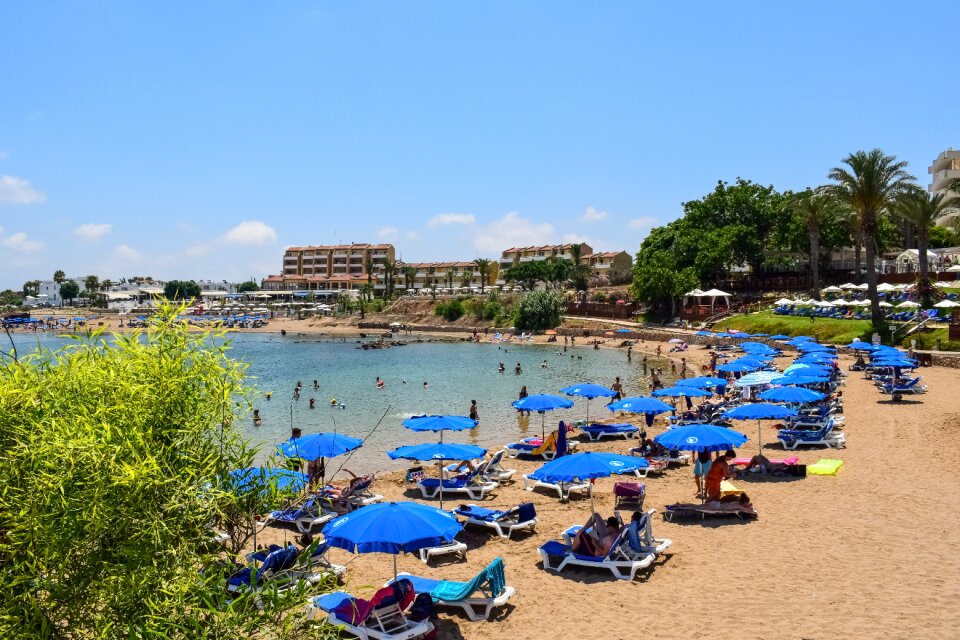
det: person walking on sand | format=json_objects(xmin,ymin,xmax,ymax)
[
  {"xmin": 469, "ymin": 400, "xmax": 479, "ymax": 421},
  {"xmin": 650, "ymin": 370, "xmax": 663, "ymax": 392},
  {"xmin": 642, "ymin": 354, "xmax": 648, "ymax": 375},
  {"xmin": 656, "ymin": 344, "xmax": 662, "ymax": 357},
  {"xmin": 680, "ymin": 357, "xmax": 687, "ymax": 379}
]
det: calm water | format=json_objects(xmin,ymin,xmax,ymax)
[{"xmin": 8, "ymin": 333, "xmax": 680, "ymax": 473}]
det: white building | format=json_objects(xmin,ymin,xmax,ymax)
[{"xmin": 929, "ymin": 148, "xmax": 960, "ymax": 226}]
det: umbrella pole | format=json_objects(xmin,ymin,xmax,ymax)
[
  {"xmin": 393, "ymin": 554, "xmax": 398, "ymax": 583},
  {"xmin": 438, "ymin": 460, "xmax": 444, "ymax": 510},
  {"xmin": 541, "ymin": 413, "xmax": 546, "ymax": 440},
  {"xmin": 586, "ymin": 398, "xmax": 590, "ymax": 424},
  {"xmin": 757, "ymin": 420, "xmax": 762, "ymax": 454}
]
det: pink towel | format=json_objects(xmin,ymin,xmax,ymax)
[{"xmin": 732, "ymin": 456, "xmax": 799, "ymax": 467}]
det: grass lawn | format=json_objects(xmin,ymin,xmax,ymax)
[{"xmin": 713, "ymin": 311, "xmax": 874, "ymax": 345}]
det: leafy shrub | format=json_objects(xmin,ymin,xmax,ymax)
[
  {"xmin": 514, "ymin": 290, "xmax": 565, "ymax": 331},
  {"xmin": 435, "ymin": 300, "xmax": 465, "ymax": 321}
]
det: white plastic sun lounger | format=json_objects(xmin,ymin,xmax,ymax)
[
  {"xmin": 538, "ymin": 532, "xmax": 654, "ymax": 581},
  {"xmin": 453, "ymin": 503, "xmax": 538, "ymax": 539},
  {"xmin": 521, "ymin": 474, "xmax": 591, "ymax": 501}
]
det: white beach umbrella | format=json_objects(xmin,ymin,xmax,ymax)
[
  {"xmin": 897, "ymin": 301, "xmax": 920, "ymax": 308},
  {"xmin": 876, "ymin": 283, "xmax": 896, "ymax": 293},
  {"xmin": 773, "ymin": 298, "xmax": 794, "ymax": 306},
  {"xmin": 947, "ymin": 264, "xmax": 960, "ymax": 273},
  {"xmin": 839, "ymin": 283, "xmax": 857, "ymax": 290},
  {"xmin": 933, "ymin": 300, "xmax": 960, "ymax": 308},
  {"xmin": 878, "ymin": 301, "xmax": 893, "ymax": 308},
  {"xmin": 822, "ymin": 285, "xmax": 843, "ymax": 293}
]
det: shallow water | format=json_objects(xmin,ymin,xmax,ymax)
[{"xmin": 7, "ymin": 332, "xmax": 681, "ymax": 473}]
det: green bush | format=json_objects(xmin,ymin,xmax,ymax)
[
  {"xmin": 514, "ymin": 290, "xmax": 565, "ymax": 331},
  {"xmin": 435, "ymin": 300, "xmax": 465, "ymax": 321}
]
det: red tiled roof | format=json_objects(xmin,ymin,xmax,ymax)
[{"xmin": 284, "ymin": 243, "xmax": 395, "ymax": 252}]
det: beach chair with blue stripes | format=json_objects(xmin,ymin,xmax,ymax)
[{"xmin": 389, "ymin": 557, "xmax": 515, "ymax": 621}]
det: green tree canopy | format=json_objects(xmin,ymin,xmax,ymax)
[
  {"xmin": 164, "ymin": 280, "xmax": 202, "ymax": 300},
  {"xmin": 237, "ymin": 280, "xmax": 260, "ymax": 293},
  {"xmin": 59, "ymin": 280, "xmax": 80, "ymax": 304},
  {"xmin": 0, "ymin": 307, "xmax": 334, "ymax": 638},
  {"xmin": 514, "ymin": 290, "xmax": 565, "ymax": 330}
]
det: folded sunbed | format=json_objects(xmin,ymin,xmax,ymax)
[
  {"xmin": 307, "ymin": 578, "xmax": 434, "ymax": 640},
  {"xmin": 539, "ymin": 530, "xmax": 655, "ymax": 581},
  {"xmin": 227, "ymin": 545, "xmax": 301, "ymax": 594},
  {"xmin": 777, "ymin": 420, "xmax": 846, "ymax": 450},
  {"xmin": 663, "ymin": 501, "xmax": 758, "ymax": 522},
  {"xmin": 454, "ymin": 503, "xmax": 537, "ymax": 539},
  {"xmin": 390, "ymin": 557, "xmax": 515, "ymax": 621},
  {"xmin": 418, "ymin": 470, "xmax": 497, "ymax": 500},
  {"xmin": 578, "ymin": 423, "xmax": 639, "ymax": 442},
  {"xmin": 250, "ymin": 541, "xmax": 346, "ymax": 583}
]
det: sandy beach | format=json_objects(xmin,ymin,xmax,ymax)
[{"xmin": 251, "ymin": 337, "xmax": 960, "ymax": 640}]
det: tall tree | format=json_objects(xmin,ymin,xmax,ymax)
[
  {"xmin": 473, "ymin": 258, "xmax": 491, "ymax": 293},
  {"xmin": 60, "ymin": 280, "xmax": 80, "ymax": 306},
  {"xmin": 364, "ymin": 256, "xmax": 374, "ymax": 287},
  {"xmin": 381, "ymin": 258, "xmax": 396, "ymax": 298},
  {"xmin": 892, "ymin": 188, "xmax": 951, "ymax": 305},
  {"xmin": 783, "ymin": 188, "xmax": 842, "ymax": 299},
  {"xmin": 828, "ymin": 149, "xmax": 915, "ymax": 324},
  {"xmin": 445, "ymin": 269, "xmax": 456, "ymax": 289},
  {"xmin": 84, "ymin": 275, "xmax": 100, "ymax": 295},
  {"xmin": 100, "ymin": 279, "xmax": 113, "ymax": 291},
  {"xmin": 402, "ymin": 266, "xmax": 417, "ymax": 293},
  {"xmin": 53, "ymin": 270, "xmax": 66, "ymax": 285}
]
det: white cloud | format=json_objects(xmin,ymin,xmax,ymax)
[
  {"xmin": 377, "ymin": 226, "xmax": 399, "ymax": 240},
  {"xmin": 427, "ymin": 212, "xmax": 476, "ymax": 228},
  {"xmin": 74, "ymin": 223, "xmax": 113, "ymax": 241},
  {"xmin": 580, "ymin": 206, "xmax": 608, "ymax": 222},
  {"xmin": 562, "ymin": 233, "xmax": 593, "ymax": 246},
  {"xmin": 473, "ymin": 211, "xmax": 555, "ymax": 254},
  {"xmin": 114, "ymin": 244, "xmax": 140, "ymax": 260},
  {"xmin": 2, "ymin": 232, "xmax": 43, "ymax": 252},
  {"xmin": 0, "ymin": 175, "xmax": 46, "ymax": 205},
  {"xmin": 224, "ymin": 220, "xmax": 278, "ymax": 246},
  {"xmin": 628, "ymin": 216, "xmax": 658, "ymax": 230}
]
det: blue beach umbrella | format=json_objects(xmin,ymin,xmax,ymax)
[
  {"xmin": 847, "ymin": 342, "xmax": 879, "ymax": 352},
  {"xmin": 402, "ymin": 415, "xmax": 478, "ymax": 443},
  {"xmin": 717, "ymin": 361, "xmax": 759, "ymax": 373},
  {"xmin": 653, "ymin": 386, "xmax": 712, "ymax": 399},
  {"xmin": 228, "ymin": 467, "xmax": 309, "ymax": 494},
  {"xmin": 872, "ymin": 359, "xmax": 918, "ymax": 369},
  {"xmin": 770, "ymin": 334, "xmax": 791, "ymax": 341},
  {"xmin": 387, "ymin": 442, "xmax": 488, "ymax": 508},
  {"xmin": 528, "ymin": 452, "xmax": 648, "ymax": 509},
  {"xmin": 653, "ymin": 423, "xmax": 748, "ymax": 453},
  {"xmin": 677, "ymin": 376, "xmax": 728, "ymax": 389},
  {"xmin": 616, "ymin": 328, "xmax": 633, "ymax": 334},
  {"xmin": 513, "ymin": 394, "xmax": 574, "ymax": 438},
  {"xmin": 723, "ymin": 403, "xmax": 798, "ymax": 451},
  {"xmin": 758, "ymin": 387, "xmax": 826, "ymax": 403},
  {"xmin": 696, "ymin": 330, "xmax": 715, "ymax": 336},
  {"xmin": 607, "ymin": 396, "xmax": 674, "ymax": 427},
  {"xmin": 733, "ymin": 370, "xmax": 781, "ymax": 387},
  {"xmin": 277, "ymin": 432, "xmax": 363, "ymax": 462},
  {"xmin": 322, "ymin": 501, "xmax": 462, "ymax": 578},
  {"xmin": 561, "ymin": 383, "xmax": 617, "ymax": 422},
  {"xmin": 770, "ymin": 374, "xmax": 829, "ymax": 386}
]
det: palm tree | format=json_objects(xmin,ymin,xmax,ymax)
[
  {"xmin": 403, "ymin": 266, "xmax": 417, "ymax": 293},
  {"xmin": 84, "ymin": 275, "xmax": 100, "ymax": 296},
  {"xmin": 53, "ymin": 270, "xmax": 66, "ymax": 285},
  {"xmin": 473, "ymin": 258, "xmax": 491, "ymax": 293},
  {"xmin": 364, "ymin": 256, "xmax": 374, "ymax": 287},
  {"xmin": 381, "ymin": 258, "xmax": 396, "ymax": 298},
  {"xmin": 783, "ymin": 188, "xmax": 842, "ymax": 299},
  {"xmin": 892, "ymin": 188, "xmax": 951, "ymax": 305},
  {"xmin": 100, "ymin": 279, "xmax": 113, "ymax": 291},
  {"xmin": 828, "ymin": 149, "xmax": 915, "ymax": 323},
  {"xmin": 445, "ymin": 269, "xmax": 456, "ymax": 290}
]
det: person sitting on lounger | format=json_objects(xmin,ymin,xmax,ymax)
[
  {"xmin": 320, "ymin": 469, "xmax": 361, "ymax": 498},
  {"xmin": 740, "ymin": 454, "xmax": 791, "ymax": 476},
  {"xmin": 704, "ymin": 450, "xmax": 735, "ymax": 500},
  {"xmin": 572, "ymin": 514, "xmax": 621, "ymax": 556}
]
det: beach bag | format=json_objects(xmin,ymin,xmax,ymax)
[
  {"xmin": 409, "ymin": 592, "xmax": 435, "ymax": 622},
  {"xmin": 405, "ymin": 466, "xmax": 425, "ymax": 483}
]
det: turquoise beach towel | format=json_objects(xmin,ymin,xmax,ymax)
[{"xmin": 432, "ymin": 557, "xmax": 506, "ymax": 601}]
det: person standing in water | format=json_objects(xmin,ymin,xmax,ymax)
[
  {"xmin": 611, "ymin": 376, "xmax": 624, "ymax": 401},
  {"xmin": 469, "ymin": 400, "xmax": 479, "ymax": 421},
  {"xmin": 518, "ymin": 385, "xmax": 530, "ymax": 416},
  {"xmin": 515, "ymin": 362, "xmax": 522, "ymax": 375}
]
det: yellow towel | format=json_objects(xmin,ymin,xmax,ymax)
[
  {"xmin": 808, "ymin": 459, "xmax": 844, "ymax": 476},
  {"xmin": 719, "ymin": 480, "xmax": 744, "ymax": 498}
]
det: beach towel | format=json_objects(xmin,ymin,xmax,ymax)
[
  {"xmin": 431, "ymin": 557, "xmax": 507, "ymax": 601},
  {"xmin": 807, "ymin": 459, "xmax": 844, "ymax": 475}
]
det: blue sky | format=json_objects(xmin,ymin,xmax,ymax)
[{"xmin": 1, "ymin": 2, "xmax": 957, "ymax": 288}]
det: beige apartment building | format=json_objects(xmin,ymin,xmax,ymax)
[
  {"xmin": 262, "ymin": 243, "xmax": 395, "ymax": 292},
  {"xmin": 586, "ymin": 250, "xmax": 633, "ymax": 284},
  {"xmin": 388, "ymin": 261, "xmax": 498, "ymax": 292},
  {"xmin": 495, "ymin": 243, "xmax": 594, "ymax": 285}
]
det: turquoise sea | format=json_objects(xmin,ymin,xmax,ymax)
[{"xmin": 8, "ymin": 333, "xmax": 680, "ymax": 473}]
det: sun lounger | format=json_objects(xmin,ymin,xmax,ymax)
[
  {"xmin": 578, "ymin": 423, "xmax": 639, "ymax": 441},
  {"xmin": 881, "ymin": 377, "xmax": 926, "ymax": 395},
  {"xmin": 483, "ymin": 450, "xmax": 516, "ymax": 483},
  {"xmin": 777, "ymin": 419, "xmax": 846, "ymax": 450},
  {"xmin": 538, "ymin": 531, "xmax": 655, "ymax": 581},
  {"xmin": 505, "ymin": 434, "xmax": 579, "ymax": 460},
  {"xmin": 614, "ymin": 482, "xmax": 645, "ymax": 510},
  {"xmin": 625, "ymin": 509, "xmax": 672, "ymax": 555},
  {"xmin": 454, "ymin": 502, "xmax": 537, "ymax": 539},
  {"xmin": 521, "ymin": 474, "xmax": 591, "ymax": 501},
  {"xmin": 649, "ymin": 451, "xmax": 691, "ymax": 466},
  {"xmin": 731, "ymin": 456, "xmax": 799, "ymax": 467},
  {"xmin": 227, "ymin": 544, "xmax": 302, "ymax": 594},
  {"xmin": 625, "ymin": 452, "xmax": 669, "ymax": 474},
  {"xmin": 319, "ymin": 475, "xmax": 384, "ymax": 514},
  {"xmin": 417, "ymin": 471, "xmax": 498, "ymax": 500},
  {"xmin": 250, "ymin": 541, "xmax": 346, "ymax": 583},
  {"xmin": 262, "ymin": 497, "xmax": 335, "ymax": 533},
  {"xmin": 418, "ymin": 538, "xmax": 468, "ymax": 564},
  {"xmin": 663, "ymin": 501, "xmax": 758, "ymax": 522},
  {"xmin": 307, "ymin": 578, "xmax": 434, "ymax": 640},
  {"xmin": 390, "ymin": 557, "xmax": 515, "ymax": 622}
]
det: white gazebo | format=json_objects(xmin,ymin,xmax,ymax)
[
  {"xmin": 822, "ymin": 285, "xmax": 843, "ymax": 293},
  {"xmin": 699, "ymin": 288, "xmax": 732, "ymax": 313}
]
